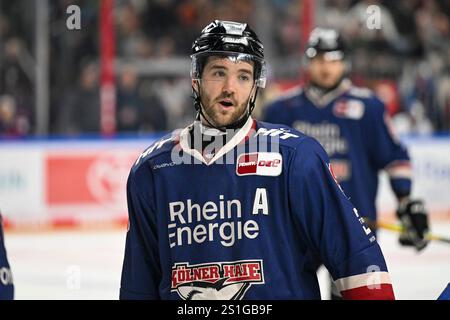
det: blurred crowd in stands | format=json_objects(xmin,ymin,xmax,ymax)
[{"xmin": 0, "ymin": 0, "xmax": 449, "ymax": 137}]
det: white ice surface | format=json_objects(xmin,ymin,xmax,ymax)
[{"xmin": 4, "ymin": 223, "xmax": 450, "ymax": 300}]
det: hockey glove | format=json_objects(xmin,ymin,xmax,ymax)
[{"xmin": 396, "ymin": 199, "xmax": 429, "ymax": 251}]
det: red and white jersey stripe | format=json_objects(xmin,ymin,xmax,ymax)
[{"xmin": 335, "ymin": 271, "xmax": 395, "ymax": 300}]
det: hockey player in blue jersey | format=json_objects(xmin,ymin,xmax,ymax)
[
  {"xmin": 263, "ymin": 27, "xmax": 429, "ymax": 298},
  {"xmin": 0, "ymin": 213, "xmax": 14, "ymax": 300},
  {"xmin": 264, "ymin": 27, "xmax": 429, "ymax": 250},
  {"xmin": 120, "ymin": 20, "xmax": 395, "ymax": 300}
]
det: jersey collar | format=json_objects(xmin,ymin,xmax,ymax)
[
  {"xmin": 179, "ymin": 116, "xmax": 255, "ymax": 165},
  {"xmin": 305, "ymin": 78, "xmax": 352, "ymax": 107}
]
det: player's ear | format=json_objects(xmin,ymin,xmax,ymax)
[{"xmin": 192, "ymin": 79, "xmax": 200, "ymax": 92}]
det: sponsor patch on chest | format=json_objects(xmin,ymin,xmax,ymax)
[
  {"xmin": 333, "ymin": 99, "xmax": 365, "ymax": 119},
  {"xmin": 236, "ymin": 152, "xmax": 282, "ymax": 176}
]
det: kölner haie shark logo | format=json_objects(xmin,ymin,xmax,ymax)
[{"xmin": 171, "ymin": 260, "xmax": 264, "ymax": 300}]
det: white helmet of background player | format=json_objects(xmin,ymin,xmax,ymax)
[{"xmin": 190, "ymin": 20, "xmax": 267, "ymax": 130}]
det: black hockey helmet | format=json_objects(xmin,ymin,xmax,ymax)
[
  {"xmin": 191, "ymin": 20, "xmax": 266, "ymax": 88},
  {"xmin": 305, "ymin": 27, "xmax": 346, "ymax": 61}
]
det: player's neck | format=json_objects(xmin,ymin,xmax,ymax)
[
  {"xmin": 189, "ymin": 121, "xmax": 238, "ymax": 155},
  {"xmin": 306, "ymin": 78, "xmax": 351, "ymax": 107},
  {"xmin": 189, "ymin": 117, "xmax": 253, "ymax": 154}
]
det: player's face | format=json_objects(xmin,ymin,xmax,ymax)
[
  {"xmin": 195, "ymin": 56, "xmax": 255, "ymax": 128},
  {"xmin": 308, "ymin": 54, "xmax": 345, "ymax": 89}
]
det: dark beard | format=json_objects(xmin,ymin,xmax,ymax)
[{"xmin": 202, "ymin": 101, "xmax": 249, "ymax": 131}]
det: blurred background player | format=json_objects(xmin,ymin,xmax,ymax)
[
  {"xmin": 0, "ymin": 212, "xmax": 14, "ymax": 300},
  {"xmin": 263, "ymin": 27, "xmax": 430, "ymax": 298}
]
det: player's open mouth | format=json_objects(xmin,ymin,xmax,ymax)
[{"xmin": 219, "ymin": 100, "xmax": 234, "ymax": 108}]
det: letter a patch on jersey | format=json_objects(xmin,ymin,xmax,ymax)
[{"xmin": 236, "ymin": 153, "xmax": 282, "ymax": 176}]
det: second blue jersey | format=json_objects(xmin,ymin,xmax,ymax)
[{"xmin": 263, "ymin": 80, "xmax": 411, "ymax": 221}]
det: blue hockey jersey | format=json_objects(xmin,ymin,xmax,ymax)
[
  {"xmin": 263, "ymin": 80, "xmax": 411, "ymax": 222},
  {"xmin": 120, "ymin": 118, "xmax": 394, "ymax": 300},
  {"xmin": 0, "ymin": 214, "xmax": 14, "ymax": 300}
]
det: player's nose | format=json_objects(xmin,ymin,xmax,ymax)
[{"xmin": 222, "ymin": 76, "xmax": 237, "ymax": 94}]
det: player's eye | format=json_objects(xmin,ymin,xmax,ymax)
[
  {"xmin": 239, "ymin": 74, "xmax": 251, "ymax": 82},
  {"xmin": 212, "ymin": 70, "xmax": 226, "ymax": 78}
]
